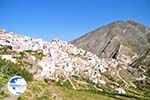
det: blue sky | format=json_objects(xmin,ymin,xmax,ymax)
[{"xmin": 0, "ymin": 0, "xmax": 149, "ymax": 41}]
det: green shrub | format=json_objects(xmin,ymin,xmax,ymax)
[{"xmin": 0, "ymin": 57, "xmax": 33, "ymax": 81}]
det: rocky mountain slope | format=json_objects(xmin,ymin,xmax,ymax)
[
  {"xmin": 71, "ymin": 21, "xmax": 150, "ymax": 67},
  {"xmin": 0, "ymin": 21, "xmax": 150, "ymax": 100},
  {"xmin": 71, "ymin": 20, "xmax": 150, "ymax": 85}
]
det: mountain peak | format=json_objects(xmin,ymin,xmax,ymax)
[
  {"xmin": 126, "ymin": 20, "xmax": 141, "ymax": 25},
  {"xmin": 72, "ymin": 20, "xmax": 150, "ymax": 66}
]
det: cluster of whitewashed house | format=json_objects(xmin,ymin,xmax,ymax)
[
  {"xmin": 0, "ymin": 30, "xmax": 47, "ymax": 52},
  {"xmin": 0, "ymin": 29, "xmax": 120, "ymax": 85},
  {"xmin": 0, "ymin": 29, "xmax": 126, "ymax": 94},
  {"xmin": 37, "ymin": 39, "xmax": 121, "ymax": 85}
]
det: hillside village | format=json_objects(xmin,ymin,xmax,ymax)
[
  {"xmin": 0, "ymin": 29, "xmax": 118, "ymax": 82},
  {"xmin": 0, "ymin": 28, "xmax": 150, "ymax": 99}
]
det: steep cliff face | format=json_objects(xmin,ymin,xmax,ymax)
[{"xmin": 71, "ymin": 21, "xmax": 150, "ymax": 67}]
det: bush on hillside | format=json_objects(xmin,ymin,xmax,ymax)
[{"xmin": 0, "ymin": 57, "xmax": 33, "ymax": 81}]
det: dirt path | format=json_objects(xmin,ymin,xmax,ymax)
[
  {"xmin": 2, "ymin": 85, "xmax": 18, "ymax": 100},
  {"xmin": 47, "ymin": 85, "xmax": 63, "ymax": 100},
  {"xmin": 117, "ymin": 68, "xmax": 128, "ymax": 86},
  {"xmin": 139, "ymin": 65, "xmax": 146, "ymax": 72},
  {"xmin": 4, "ymin": 94, "xmax": 18, "ymax": 100}
]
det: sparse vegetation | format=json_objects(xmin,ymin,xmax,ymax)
[
  {"xmin": 0, "ymin": 45, "xmax": 12, "ymax": 54},
  {"xmin": 0, "ymin": 57, "xmax": 33, "ymax": 81}
]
